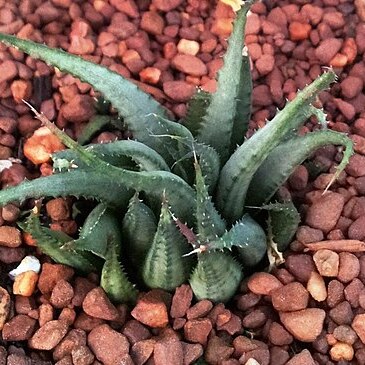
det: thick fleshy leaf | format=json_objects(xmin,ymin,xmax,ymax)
[
  {"xmin": 194, "ymin": 159, "xmax": 226, "ymax": 242},
  {"xmin": 230, "ymin": 51, "xmax": 252, "ymax": 151},
  {"xmin": 196, "ymin": 4, "xmax": 252, "ymax": 162},
  {"xmin": 246, "ymin": 129, "xmax": 354, "ymax": 206},
  {"xmin": 184, "ymin": 89, "xmax": 211, "ymax": 136},
  {"xmin": 194, "ymin": 143, "xmax": 221, "ymax": 193},
  {"xmin": 122, "ymin": 194, "xmax": 157, "ymax": 271},
  {"xmin": 217, "ymin": 71, "xmax": 337, "ymax": 223},
  {"xmin": 265, "ymin": 201, "xmax": 301, "ymax": 251},
  {"xmin": 65, "ymin": 203, "xmax": 122, "ymax": 259},
  {"xmin": 199, "ymin": 214, "xmax": 267, "ymax": 267},
  {"xmin": 142, "ymin": 200, "xmax": 193, "ymax": 291},
  {"xmin": 53, "ymin": 139, "xmax": 170, "ymax": 172},
  {"xmin": 189, "ymin": 252, "xmax": 242, "ymax": 303},
  {"xmin": 0, "ymin": 170, "xmax": 131, "ymax": 209},
  {"xmin": 101, "ymin": 236, "xmax": 138, "ymax": 304},
  {"xmin": 22, "ymin": 212, "xmax": 97, "ymax": 273}
]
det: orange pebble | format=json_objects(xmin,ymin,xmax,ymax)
[
  {"xmin": 330, "ymin": 53, "xmax": 348, "ymax": 68},
  {"xmin": 163, "ymin": 42, "xmax": 177, "ymax": 59},
  {"xmin": 23, "ymin": 126, "xmax": 65, "ymax": 164},
  {"xmin": 289, "ymin": 22, "xmax": 312, "ymax": 41},
  {"xmin": 139, "ymin": 67, "xmax": 161, "ymax": 85},
  {"xmin": 122, "ymin": 49, "xmax": 140, "ymax": 64},
  {"xmin": 10, "ymin": 80, "xmax": 32, "ymax": 103},
  {"xmin": 211, "ymin": 18, "xmax": 233, "ymax": 37},
  {"xmin": 13, "ymin": 271, "xmax": 39, "ymax": 297},
  {"xmin": 341, "ymin": 38, "xmax": 357, "ymax": 65},
  {"xmin": 22, "ymin": 232, "xmax": 37, "ymax": 247},
  {"xmin": 330, "ymin": 342, "xmax": 354, "ymax": 362},
  {"xmin": 117, "ymin": 41, "xmax": 127, "ymax": 57},
  {"xmin": 326, "ymin": 333, "xmax": 338, "ymax": 346}
]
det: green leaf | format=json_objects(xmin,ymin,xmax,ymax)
[
  {"xmin": 0, "ymin": 170, "xmax": 131, "ymax": 209},
  {"xmin": 230, "ymin": 52, "xmax": 252, "ymax": 151},
  {"xmin": 122, "ymin": 194, "xmax": 157, "ymax": 271},
  {"xmin": 53, "ymin": 139, "xmax": 170, "ymax": 172},
  {"xmin": 163, "ymin": 139, "xmax": 221, "ymax": 193},
  {"xmin": 28, "ymin": 110, "xmax": 198, "ymax": 225},
  {"xmin": 184, "ymin": 89, "xmax": 211, "ymax": 136},
  {"xmin": 65, "ymin": 203, "xmax": 122, "ymax": 259},
  {"xmin": 200, "ymin": 214, "xmax": 267, "ymax": 268},
  {"xmin": 189, "ymin": 252, "xmax": 242, "ymax": 303},
  {"xmin": 217, "ymin": 71, "xmax": 337, "ymax": 223},
  {"xmin": 22, "ymin": 212, "xmax": 97, "ymax": 273},
  {"xmin": 246, "ymin": 129, "xmax": 354, "ymax": 206},
  {"xmin": 1, "ymin": 155, "xmax": 195, "ymax": 228},
  {"xmin": 142, "ymin": 200, "xmax": 193, "ymax": 291},
  {"xmin": 101, "ymin": 236, "xmax": 138, "ymax": 304},
  {"xmin": 194, "ymin": 143, "xmax": 221, "ymax": 193},
  {"xmin": 265, "ymin": 201, "xmax": 301, "ymax": 251},
  {"xmin": 194, "ymin": 159, "xmax": 225, "ymax": 241},
  {"xmin": 143, "ymin": 113, "xmax": 196, "ymax": 169},
  {"xmin": 116, "ymin": 169, "xmax": 196, "ymax": 225},
  {"xmin": 196, "ymin": 4, "xmax": 252, "ymax": 162}
]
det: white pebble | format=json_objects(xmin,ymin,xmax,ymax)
[{"xmin": 9, "ymin": 256, "xmax": 41, "ymax": 279}]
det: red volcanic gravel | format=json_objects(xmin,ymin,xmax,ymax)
[{"xmin": 0, "ymin": 0, "xmax": 364, "ymax": 364}]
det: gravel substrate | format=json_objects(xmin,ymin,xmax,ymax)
[{"xmin": 0, "ymin": 0, "xmax": 364, "ymax": 364}]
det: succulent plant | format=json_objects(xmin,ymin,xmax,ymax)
[{"xmin": 0, "ymin": 3, "xmax": 354, "ymax": 304}]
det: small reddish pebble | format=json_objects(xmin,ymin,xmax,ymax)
[
  {"xmin": 271, "ymin": 282, "xmax": 309, "ymax": 312},
  {"xmin": 2, "ymin": 314, "xmax": 37, "ymax": 341},
  {"xmin": 10, "ymin": 80, "xmax": 32, "ymax": 103},
  {"xmin": 140, "ymin": 11, "xmax": 164, "ymax": 35},
  {"xmin": 211, "ymin": 18, "xmax": 233, "ymax": 37},
  {"xmin": 247, "ymin": 272, "xmax": 283, "ymax": 295},
  {"xmin": 29, "ymin": 320, "xmax": 69, "ymax": 350},
  {"xmin": 0, "ymin": 226, "xmax": 22, "ymax": 248},
  {"xmin": 279, "ymin": 308, "xmax": 325, "ymax": 342},
  {"xmin": 24, "ymin": 126, "xmax": 65, "ymax": 165},
  {"xmin": 88, "ymin": 324, "xmax": 130, "ymax": 364},
  {"xmin": 38, "ymin": 263, "xmax": 74, "ymax": 294},
  {"xmin": 171, "ymin": 54, "xmax": 207, "ymax": 77},
  {"xmin": 82, "ymin": 287, "xmax": 119, "ymax": 321},
  {"xmin": 163, "ymin": 80, "xmax": 196, "ymax": 102},
  {"xmin": 139, "ymin": 67, "xmax": 161, "ymax": 85},
  {"xmin": 305, "ymin": 192, "xmax": 345, "ymax": 233},
  {"xmin": 131, "ymin": 290, "xmax": 169, "ymax": 328},
  {"xmin": 352, "ymin": 314, "xmax": 365, "ymax": 342},
  {"xmin": 289, "ymin": 21, "xmax": 311, "ymax": 41}
]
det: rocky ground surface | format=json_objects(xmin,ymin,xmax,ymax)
[{"xmin": 0, "ymin": 0, "xmax": 364, "ymax": 364}]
